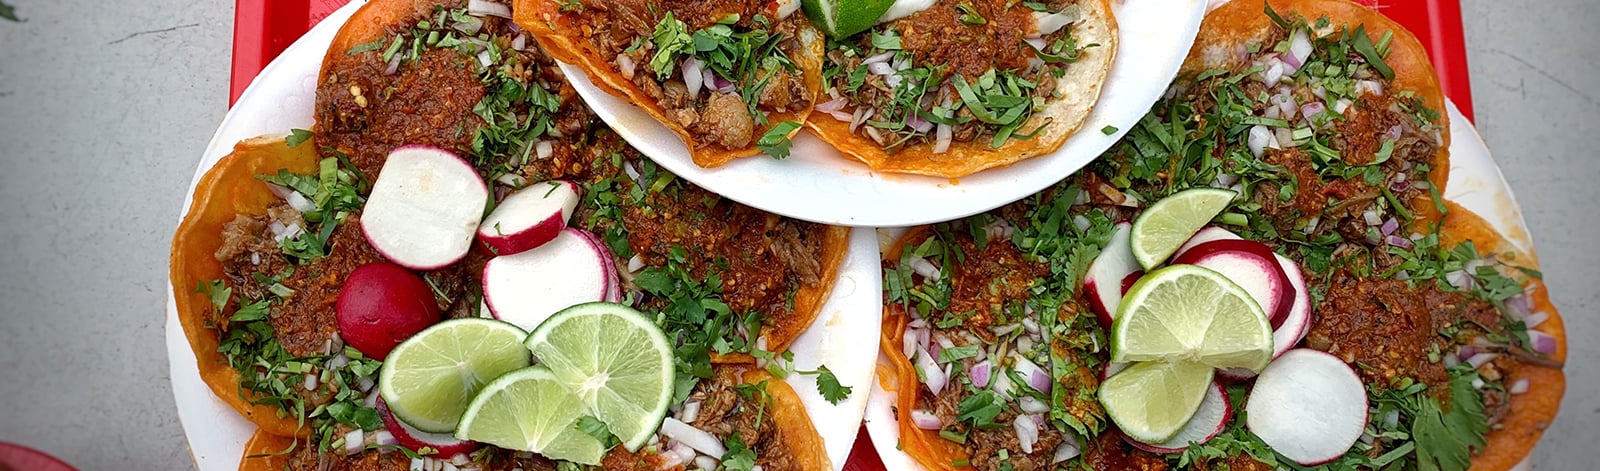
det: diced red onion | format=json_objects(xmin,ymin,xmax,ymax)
[
  {"xmin": 1053, "ymin": 436, "xmax": 1081, "ymax": 463},
  {"xmin": 1382, "ymin": 124, "xmax": 1402, "ymax": 141},
  {"xmin": 907, "ymin": 113, "xmax": 933, "ymax": 134},
  {"xmin": 1529, "ymin": 329, "xmax": 1558, "ymax": 355},
  {"xmin": 1465, "ymin": 352, "xmax": 1498, "ymax": 369},
  {"xmin": 910, "ymin": 410, "xmax": 943, "ymax": 430},
  {"xmin": 1356, "ymin": 79, "xmax": 1385, "ymax": 97},
  {"xmin": 1333, "ymin": 98, "xmax": 1353, "ymax": 115},
  {"xmin": 1446, "ymin": 270, "xmax": 1474, "ymax": 290},
  {"xmin": 682, "ymin": 58, "xmax": 704, "ymax": 100},
  {"xmin": 1381, "ymin": 218, "xmax": 1399, "ymax": 236},
  {"xmin": 816, "ymin": 97, "xmax": 847, "ymax": 113},
  {"xmin": 1523, "ymin": 311, "xmax": 1550, "ymax": 329},
  {"xmin": 1274, "ymin": 127, "xmax": 1297, "ymax": 148},
  {"xmin": 1509, "ymin": 378, "xmax": 1530, "ymax": 395},
  {"xmin": 667, "ymin": 441, "xmax": 697, "ymax": 465},
  {"xmin": 850, "ymin": 108, "xmax": 873, "ymax": 133},
  {"xmin": 616, "ymin": 54, "xmax": 637, "ymax": 80},
  {"xmin": 970, "ymin": 360, "xmax": 993, "ymax": 388},
  {"xmin": 1362, "ymin": 210, "xmax": 1382, "ymax": 227},
  {"xmin": 1279, "ymin": 51, "xmax": 1302, "ymax": 73},
  {"xmin": 374, "ymin": 430, "xmax": 398, "ymax": 447},
  {"xmin": 862, "ymin": 51, "xmax": 895, "ymax": 65},
  {"xmin": 680, "ymin": 401, "xmax": 702, "ymax": 423},
  {"xmin": 1442, "ymin": 353, "xmax": 1460, "ymax": 368},
  {"xmin": 916, "ymin": 348, "xmax": 948, "ymax": 395},
  {"xmin": 1013, "ymin": 415, "xmax": 1040, "ymax": 453},
  {"xmin": 1390, "ymin": 179, "xmax": 1412, "ymax": 193},
  {"xmin": 1505, "ymin": 294, "xmax": 1533, "ymax": 319},
  {"xmin": 902, "ymin": 328, "xmax": 923, "ymax": 361},
  {"xmin": 343, "ymin": 429, "xmax": 365, "ymax": 455},
  {"xmin": 1312, "ymin": 84, "xmax": 1327, "ymax": 100},
  {"xmin": 303, "ymin": 372, "xmax": 318, "ymax": 391},
  {"xmin": 868, "ymin": 62, "xmax": 897, "ymax": 76},
  {"xmin": 1019, "ymin": 396, "xmax": 1050, "ymax": 414},
  {"xmin": 659, "ymin": 418, "xmax": 726, "ymax": 458},
  {"xmin": 709, "ymin": 73, "xmax": 735, "ymax": 94},
  {"xmin": 1260, "ymin": 57, "xmax": 1285, "ymax": 87},
  {"xmin": 467, "ymin": 0, "xmax": 512, "ymax": 18},
  {"xmin": 1386, "ymin": 235, "xmax": 1412, "ymax": 249},
  {"xmin": 1288, "ymin": 28, "xmax": 1312, "ymax": 67},
  {"xmin": 1301, "ymin": 102, "xmax": 1326, "ymax": 122},
  {"xmin": 1247, "ymin": 125, "xmax": 1272, "ymax": 158},
  {"xmin": 1457, "ymin": 345, "xmax": 1479, "ymax": 360},
  {"xmin": 386, "ymin": 53, "xmax": 404, "ymax": 75}
]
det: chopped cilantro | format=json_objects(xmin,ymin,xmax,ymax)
[
  {"xmin": 575, "ymin": 416, "xmax": 621, "ymax": 450},
  {"xmin": 720, "ymin": 432, "xmax": 758, "ymax": 471},
  {"xmin": 756, "ymin": 121, "xmax": 802, "ymax": 159},
  {"xmin": 285, "ymin": 129, "xmax": 313, "ymax": 148}
]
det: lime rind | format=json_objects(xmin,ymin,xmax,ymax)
[
  {"xmin": 1111, "ymin": 265, "xmax": 1273, "ymax": 372},
  {"xmin": 802, "ymin": 0, "xmax": 895, "ymax": 39},
  {"xmin": 1129, "ymin": 188, "xmax": 1237, "ymax": 269},
  {"xmin": 455, "ymin": 366, "xmax": 606, "ymax": 465},
  {"xmin": 1100, "ymin": 360, "xmax": 1215, "ymax": 443},
  {"xmin": 524, "ymin": 302, "xmax": 675, "ymax": 452},
  {"xmin": 378, "ymin": 318, "xmax": 532, "ymax": 433}
]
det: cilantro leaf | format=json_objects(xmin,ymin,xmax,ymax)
[
  {"xmin": 286, "ymin": 129, "xmax": 313, "ymax": 148},
  {"xmin": 575, "ymin": 416, "xmax": 621, "ymax": 450},
  {"xmin": 756, "ymin": 121, "xmax": 802, "ymax": 159},
  {"xmin": 197, "ymin": 279, "xmax": 232, "ymax": 312},
  {"xmin": 956, "ymin": 390, "xmax": 1005, "ymax": 429},
  {"xmin": 814, "ymin": 365, "xmax": 853, "ymax": 405},
  {"xmin": 649, "ymin": 13, "xmax": 693, "ymax": 79},
  {"xmin": 720, "ymin": 432, "xmax": 758, "ymax": 471},
  {"xmin": 1, "ymin": 1, "xmax": 20, "ymax": 22}
]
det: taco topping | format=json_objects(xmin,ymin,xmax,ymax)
[{"xmin": 819, "ymin": 0, "xmax": 1093, "ymax": 153}]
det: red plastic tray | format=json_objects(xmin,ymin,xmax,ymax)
[{"xmin": 224, "ymin": 1, "xmax": 1477, "ymax": 470}]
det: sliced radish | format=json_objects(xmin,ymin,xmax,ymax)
[
  {"xmin": 376, "ymin": 397, "xmax": 479, "ymax": 456},
  {"xmin": 1127, "ymin": 381, "xmax": 1230, "ymax": 453},
  {"xmin": 1221, "ymin": 253, "xmax": 1312, "ymax": 380},
  {"xmin": 482, "ymin": 228, "xmax": 615, "ymax": 331},
  {"xmin": 362, "ymin": 146, "xmax": 489, "ymax": 270},
  {"xmin": 477, "ymin": 180, "xmax": 581, "ymax": 256},
  {"xmin": 1101, "ymin": 362, "xmax": 1129, "ymax": 380},
  {"xmin": 1245, "ymin": 349, "xmax": 1368, "ymax": 465},
  {"xmin": 1172, "ymin": 239, "xmax": 1295, "ymax": 327},
  {"xmin": 1175, "ymin": 226, "xmax": 1242, "ymax": 258},
  {"xmin": 571, "ymin": 229, "xmax": 623, "ymax": 303},
  {"xmin": 1084, "ymin": 222, "xmax": 1137, "ymax": 327}
]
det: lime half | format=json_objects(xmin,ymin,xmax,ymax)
[
  {"xmin": 524, "ymin": 302, "xmax": 674, "ymax": 452},
  {"xmin": 1129, "ymin": 188, "xmax": 1237, "ymax": 269},
  {"xmin": 456, "ymin": 366, "xmax": 606, "ymax": 464},
  {"xmin": 1111, "ymin": 265, "xmax": 1274, "ymax": 371},
  {"xmin": 1099, "ymin": 360, "xmax": 1215, "ymax": 443},
  {"xmin": 802, "ymin": 0, "xmax": 895, "ymax": 39},
  {"xmin": 378, "ymin": 318, "xmax": 532, "ymax": 433}
]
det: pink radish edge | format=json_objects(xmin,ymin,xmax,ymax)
[
  {"xmin": 481, "ymin": 228, "xmax": 613, "ymax": 331},
  {"xmin": 1085, "ymin": 222, "xmax": 1137, "ymax": 328},
  {"xmin": 571, "ymin": 228, "xmax": 622, "ymax": 303},
  {"xmin": 1172, "ymin": 238, "xmax": 1296, "ymax": 328},
  {"xmin": 476, "ymin": 180, "xmax": 581, "ymax": 256},
  {"xmin": 1219, "ymin": 252, "xmax": 1312, "ymax": 381},
  {"xmin": 375, "ymin": 397, "xmax": 479, "ymax": 456},
  {"xmin": 1126, "ymin": 381, "xmax": 1231, "ymax": 454}
]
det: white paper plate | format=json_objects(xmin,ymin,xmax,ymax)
[
  {"xmin": 569, "ymin": 0, "xmax": 1208, "ymax": 227},
  {"xmin": 164, "ymin": 2, "xmax": 880, "ymax": 469},
  {"xmin": 862, "ymin": 100, "xmax": 1545, "ymax": 468}
]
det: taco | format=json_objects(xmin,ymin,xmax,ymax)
[
  {"xmin": 514, "ymin": 0, "xmax": 825, "ymax": 167},
  {"xmin": 236, "ymin": 364, "xmax": 830, "ymax": 471},
  {"xmin": 875, "ymin": 1, "xmax": 1562, "ymax": 469},
  {"xmin": 805, "ymin": 0, "xmax": 1116, "ymax": 178},
  {"xmin": 173, "ymin": 0, "xmax": 853, "ymax": 467}
]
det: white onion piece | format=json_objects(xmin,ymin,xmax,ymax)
[
  {"xmin": 680, "ymin": 401, "xmax": 702, "ymax": 423},
  {"xmin": 1510, "ymin": 378, "xmax": 1530, "ymax": 395},
  {"xmin": 344, "ymin": 429, "xmax": 365, "ymax": 455},
  {"xmin": 510, "ymin": 34, "xmax": 526, "ymax": 51},
  {"xmin": 910, "ymin": 410, "xmax": 943, "ymax": 430},
  {"xmin": 1247, "ymin": 125, "xmax": 1272, "ymax": 158},
  {"xmin": 1333, "ymin": 98, "xmax": 1353, "ymax": 115},
  {"xmin": 627, "ymin": 254, "xmax": 645, "ymax": 273},
  {"xmin": 659, "ymin": 418, "xmax": 726, "ymax": 458},
  {"xmin": 1363, "ymin": 210, "xmax": 1383, "ymax": 226},
  {"xmin": 850, "ymin": 108, "xmax": 873, "ymax": 133},
  {"xmin": 1019, "ymin": 396, "xmax": 1050, "ymax": 414},
  {"xmin": 467, "ymin": 0, "xmax": 512, "ymax": 18},
  {"xmin": 1014, "ymin": 415, "xmax": 1040, "ymax": 453},
  {"xmin": 1523, "ymin": 311, "xmax": 1549, "ymax": 329},
  {"xmin": 616, "ymin": 54, "xmax": 637, "ymax": 80},
  {"xmin": 693, "ymin": 456, "xmax": 720, "ymax": 471},
  {"xmin": 868, "ymin": 62, "xmax": 897, "ymax": 76},
  {"xmin": 862, "ymin": 51, "xmax": 895, "ymax": 65},
  {"xmin": 915, "ymin": 348, "xmax": 948, "ymax": 395},
  {"xmin": 1260, "ymin": 57, "xmax": 1285, "ymax": 87},
  {"xmin": 775, "ymin": 0, "xmax": 801, "ymax": 18},
  {"xmin": 476, "ymin": 50, "xmax": 493, "ymax": 68},
  {"xmin": 303, "ymin": 372, "xmax": 318, "ymax": 391},
  {"xmin": 902, "ymin": 327, "xmax": 925, "ymax": 360},
  {"xmin": 907, "ymin": 113, "xmax": 933, "ymax": 134},
  {"xmin": 816, "ymin": 97, "xmax": 847, "ymax": 113},
  {"xmin": 1356, "ymin": 80, "xmax": 1384, "ymax": 96},
  {"xmin": 682, "ymin": 58, "xmax": 704, "ymax": 100},
  {"xmin": 411, "ymin": 458, "xmax": 426, "ymax": 471},
  {"xmin": 285, "ymin": 190, "xmax": 316, "ymax": 213},
  {"xmin": 1052, "ymin": 437, "xmax": 1081, "ymax": 463},
  {"xmin": 933, "ymin": 123, "xmax": 952, "ymax": 154},
  {"xmin": 1465, "ymin": 352, "xmax": 1499, "ymax": 369},
  {"xmin": 1274, "ymin": 127, "xmax": 1296, "ymax": 148},
  {"xmin": 909, "ymin": 257, "xmax": 941, "ymax": 280},
  {"xmin": 1031, "ymin": 6, "xmax": 1082, "ymax": 38},
  {"xmin": 374, "ymin": 430, "xmax": 398, "ymax": 447},
  {"xmin": 535, "ymin": 141, "xmax": 554, "ymax": 160}
]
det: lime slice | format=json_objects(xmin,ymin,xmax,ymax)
[
  {"xmin": 1111, "ymin": 265, "xmax": 1274, "ymax": 371},
  {"xmin": 378, "ymin": 318, "xmax": 532, "ymax": 433},
  {"xmin": 1099, "ymin": 360, "xmax": 1215, "ymax": 443},
  {"xmin": 524, "ymin": 302, "xmax": 674, "ymax": 452},
  {"xmin": 1129, "ymin": 188, "xmax": 1237, "ymax": 269},
  {"xmin": 802, "ymin": 0, "xmax": 895, "ymax": 39},
  {"xmin": 456, "ymin": 366, "xmax": 606, "ymax": 465}
]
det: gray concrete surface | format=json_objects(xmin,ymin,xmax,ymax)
[{"xmin": 0, "ymin": 0, "xmax": 1593, "ymax": 469}]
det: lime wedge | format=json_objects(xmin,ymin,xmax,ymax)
[
  {"xmin": 455, "ymin": 366, "xmax": 606, "ymax": 465},
  {"xmin": 378, "ymin": 318, "xmax": 532, "ymax": 433},
  {"xmin": 1099, "ymin": 360, "xmax": 1215, "ymax": 443},
  {"xmin": 1129, "ymin": 188, "xmax": 1237, "ymax": 269},
  {"xmin": 524, "ymin": 302, "xmax": 674, "ymax": 452},
  {"xmin": 1111, "ymin": 265, "xmax": 1274, "ymax": 371},
  {"xmin": 802, "ymin": 0, "xmax": 895, "ymax": 39}
]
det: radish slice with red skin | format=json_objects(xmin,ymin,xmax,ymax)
[
  {"xmin": 571, "ymin": 229, "xmax": 623, "ymax": 303},
  {"xmin": 1085, "ymin": 222, "xmax": 1137, "ymax": 327},
  {"xmin": 1172, "ymin": 239, "xmax": 1296, "ymax": 328},
  {"xmin": 477, "ymin": 180, "xmax": 581, "ymax": 256},
  {"xmin": 1245, "ymin": 349, "xmax": 1368, "ymax": 465},
  {"xmin": 362, "ymin": 146, "xmax": 489, "ymax": 270},
  {"xmin": 1175, "ymin": 225, "xmax": 1243, "ymax": 258},
  {"xmin": 376, "ymin": 397, "xmax": 479, "ymax": 456},
  {"xmin": 1120, "ymin": 271, "xmax": 1143, "ymax": 295},
  {"xmin": 482, "ymin": 229, "xmax": 614, "ymax": 331},
  {"xmin": 1220, "ymin": 253, "xmax": 1311, "ymax": 380},
  {"xmin": 1127, "ymin": 381, "xmax": 1230, "ymax": 454},
  {"xmin": 336, "ymin": 262, "xmax": 443, "ymax": 360}
]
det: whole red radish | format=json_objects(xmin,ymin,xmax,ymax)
[{"xmin": 337, "ymin": 262, "xmax": 442, "ymax": 360}]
